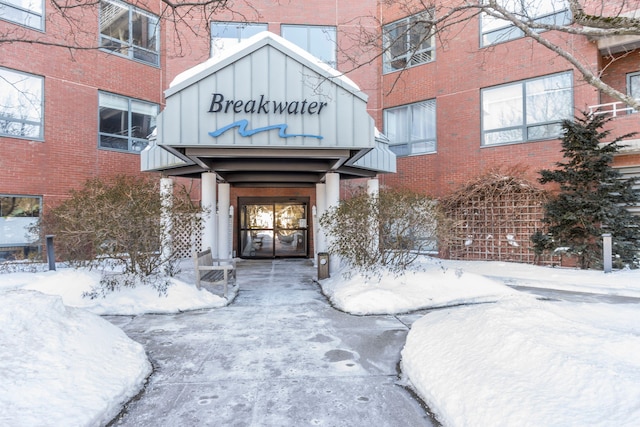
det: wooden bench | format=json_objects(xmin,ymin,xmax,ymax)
[{"xmin": 193, "ymin": 247, "xmax": 236, "ymax": 297}]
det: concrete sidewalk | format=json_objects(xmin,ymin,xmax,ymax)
[{"xmin": 107, "ymin": 259, "xmax": 436, "ymax": 426}]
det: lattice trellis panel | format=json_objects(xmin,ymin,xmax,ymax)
[
  {"xmin": 442, "ymin": 174, "xmax": 559, "ymax": 265},
  {"xmin": 171, "ymin": 212, "xmax": 234, "ymax": 259},
  {"xmin": 172, "ymin": 214, "xmax": 202, "ymax": 259}
]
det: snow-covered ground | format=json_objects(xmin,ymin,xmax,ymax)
[{"xmin": 1, "ymin": 257, "xmax": 639, "ymax": 426}]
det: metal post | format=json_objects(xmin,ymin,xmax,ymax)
[
  {"xmin": 45, "ymin": 235, "xmax": 56, "ymax": 271},
  {"xmin": 602, "ymin": 233, "xmax": 612, "ymax": 273}
]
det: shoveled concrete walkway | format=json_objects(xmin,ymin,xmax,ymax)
[{"xmin": 107, "ymin": 259, "xmax": 436, "ymax": 426}]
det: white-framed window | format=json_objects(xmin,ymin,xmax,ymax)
[
  {"xmin": 480, "ymin": 0, "xmax": 570, "ymax": 47},
  {"xmin": 99, "ymin": 0, "xmax": 160, "ymax": 66},
  {"xmin": 98, "ymin": 92, "xmax": 158, "ymax": 153},
  {"xmin": 481, "ymin": 71, "xmax": 573, "ymax": 146},
  {"xmin": 384, "ymin": 99, "xmax": 436, "ymax": 157},
  {"xmin": 211, "ymin": 22, "xmax": 267, "ymax": 58},
  {"xmin": 0, "ymin": 0, "xmax": 43, "ymax": 30},
  {"xmin": 383, "ymin": 11, "xmax": 435, "ymax": 74},
  {"xmin": 281, "ymin": 25, "xmax": 337, "ymax": 68},
  {"xmin": 0, "ymin": 67, "xmax": 43, "ymax": 140}
]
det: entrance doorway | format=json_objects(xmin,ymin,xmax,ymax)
[{"xmin": 239, "ymin": 197, "xmax": 309, "ymax": 258}]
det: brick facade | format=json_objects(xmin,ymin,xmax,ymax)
[{"xmin": 2, "ymin": 0, "xmax": 639, "ymax": 259}]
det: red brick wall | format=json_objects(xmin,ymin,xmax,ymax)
[
  {"xmin": 0, "ymin": 4, "xmax": 165, "ymax": 211},
  {"xmin": 378, "ymin": 4, "xmax": 609, "ymax": 197}
]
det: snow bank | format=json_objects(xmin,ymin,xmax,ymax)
[
  {"xmin": 5, "ymin": 268, "xmax": 228, "ymax": 315},
  {"xmin": 320, "ymin": 263, "xmax": 518, "ymax": 315},
  {"xmin": 402, "ymin": 297, "xmax": 640, "ymax": 426},
  {"xmin": 0, "ymin": 290, "xmax": 152, "ymax": 426}
]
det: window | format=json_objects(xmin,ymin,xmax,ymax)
[
  {"xmin": 0, "ymin": 0, "xmax": 43, "ymax": 30},
  {"xmin": 0, "ymin": 67, "xmax": 43, "ymax": 140},
  {"xmin": 383, "ymin": 11, "xmax": 435, "ymax": 73},
  {"xmin": 211, "ymin": 22, "xmax": 267, "ymax": 58},
  {"xmin": 384, "ymin": 100, "xmax": 436, "ymax": 156},
  {"xmin": 628, "ymin": 72, "xmax": 640, "ymax": 101},
  {"xmin": 482, "ymin": 72, "xmax": 573, "ymax": 146},
  {"xmin": 99, "ymin": 0, "xmax": 159, "ymax": 66},
  {"xmin": 281, "ymin": 25, "xmax": 337, "ymax": 68},
  {"xmin": 0, "ymin": 195, "xmax": 41, "ymax": 260},
  {"xmin": 481, "ymin": 0, "xmax": 570, "ymax": 46},
  {"xmin": 99, "ymin": 92, "xmax": 158, "ymax": 153}
]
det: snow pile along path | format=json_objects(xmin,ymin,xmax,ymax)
[
  {"xmin": 321, "ymin": 264, "xmax": 517, "ymax": 315},
  {"xmin": 0, "ymin": 290, "xmax": 152, "ymax": 427},
  {"xmin": 401, "ymin": 296, "xmax": 640, "ymax": 427}
]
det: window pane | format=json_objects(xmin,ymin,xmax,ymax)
[
  {"xmin": 527, "ymin": 123, "xmax": 563, "ymax": 140},
  {"xmin": 484, "ymin": 128, "xmax": 523, "ymax": 145},
  {"xmin": 3, "ymin": 0, "xmax": 41, "ymax": 13},
  {"xmin": 0, "ymin": 196, "xmax": 40, "ymax": 217},
  {"xmin": 281, "ymin": 25, "xmax": 307, "ymax": 48},
  {"xmin": 630, "ymin": 74, "xmax": 640, "ymax": 99},
  {"xmin": 99, "ymin": 106, "xmax": 128, "ymax": 135},
  {"xmin": 525, "ymin": 73, "xmax": 572, "ymax": 125},
  {"xmin": 482, "ymin": 25, "xmax": 523, "ymax": 45},
  {"xmin": 99, "ymin": 93, "xmax": 158, "ymax": 153},
  {"xmin": 212, "ymin": 22, "xmax": 267, "ymax": 57},
  {"xmin": 389, "ymin": 144, "xmax": 410, "ymax": 156},
  {"xmin": 100, "ymin": 0, "xmax": 129, "ymax": 42},
  {"xmin": 482, "ymin": 72, "xmax": 572, "ymax": 145},
  {"xmin": 410, "ymin": 18, "xmax": 432, "ymax": 52},
  {"xmin": 131, "ymin": 104, "xmax": 156, "ymax": 139},
  {"xmin": 100, "ymin": 134, "xmax": 129, "ymax": 150},
  {"xmin": 481, "ymin": 0, "xmax": 569, "ymax": 46},
  {"xmin": 385, "ymin": 100, "xmax": 436, "ymax": 156},
  {"xmin": 308, "ymin": 27, "xmax": 336, "ymax": 66},
  {"xmin": 384, "ymin": 21, "xmax": 408, "ymax": 71},
  {"xmin": 99, "ymin": 92, "xmax": 128, "ymax": 110},
  {"xmin": 410, "ymin": 101, "xmax": 436, "ymax": 141},
  {"xmin": 282, "ymin": 25, "xmax": 337, "ymax": 67},
  {"xmin": 0, "ymin": 0, "xmax": 43, "ymax": 29},
  {"xmin": 385, "ymin": 108, "xmax": 408, "ymax": 143},
  {"xmin": 0, "ymin": 195, "xmax": 41, "ymax": 246},
  {"xmin": 0, "ymin": 67, "xmax": 43, "ymax": 139},
  {"xmin": 99, "ymin": 0, "xmax": 159, "ymax": 65},
  {"xmin": 384, "ymin": 12, "xmax": 434, "ymax": 72},
  {"xmin": 131, "ymin": 10, "xmax": 158, "ymax": 51},
  {"xmin": 483, "ymin": 84, "xmax": 523, "ymax": 131}
]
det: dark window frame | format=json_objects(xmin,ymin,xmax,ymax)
[
  {"xmin": 383, "ymin": 11, "xmax": 435, "ymax": 74},
  {"xmin": 384, "ymin": 99, "xmax": 437, "ymax": 157},
  {"xmin": 99, "ymin": 0, "xmax": 160, "ymax": 66},
  {"xmin": 481, "ymin": 71, "xmax": 574, "ymax": 146},
  {"xmin": 98, "ymin": 91, "xmax": 158, "ymax": 154},
  {"xmin": 480, "ymin": 0, "xmax": 571, "ymax": 47}
]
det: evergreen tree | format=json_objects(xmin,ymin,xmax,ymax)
[{"xmin": 532, "ymin": 112, "xmax": 640, "ymax": 269}]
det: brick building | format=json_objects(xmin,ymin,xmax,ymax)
[{"xmin": 1, "ymin": 0, "xmax": 639, "ymax": 261}]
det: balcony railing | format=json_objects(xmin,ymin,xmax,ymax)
[{"xmin": 588, "ymin": 101, "xmax": 637, "ymax": 118}]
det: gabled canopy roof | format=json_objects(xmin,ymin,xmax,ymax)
[{"xmin": 141, "ymin": 32, "xmax": 395, "ymax": 186}]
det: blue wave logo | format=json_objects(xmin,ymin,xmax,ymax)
[{"xmin": 209, "ymin": 119, "xmax": 323, "ymax": 140}]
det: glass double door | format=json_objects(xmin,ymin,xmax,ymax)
[{"xmin": 239, "ymin": 198, "xmax": 308, "ymax": 258}]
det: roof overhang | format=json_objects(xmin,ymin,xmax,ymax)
[{"xmin": 141, "ymin": 32, "xmax": 395, "ymax": 185}]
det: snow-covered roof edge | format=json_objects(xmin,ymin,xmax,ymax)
[{"xmin": 167, "ymin": 31, "xmax": 365, "ymax": 100}]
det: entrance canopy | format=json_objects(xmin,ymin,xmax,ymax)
[{"xmin": 141, "ymin": 32, "xmax": 395, "ymax": 186}]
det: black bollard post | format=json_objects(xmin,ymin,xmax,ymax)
[{"xmin": 45, "ymin": 235, "xmax": 56, "ymax": 271}]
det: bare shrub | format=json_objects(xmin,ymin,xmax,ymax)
[
  {"xmin": 320, "ymin": 188, "xmax": 449, "ymax": 277},
  {"xmin": 39, "ymin": 175, "xmax": 202, "ymax": 295}
]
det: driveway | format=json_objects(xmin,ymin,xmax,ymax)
[{"xmin": 106, "ymin": 259, "xmax": 436, "ymax": 426}]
